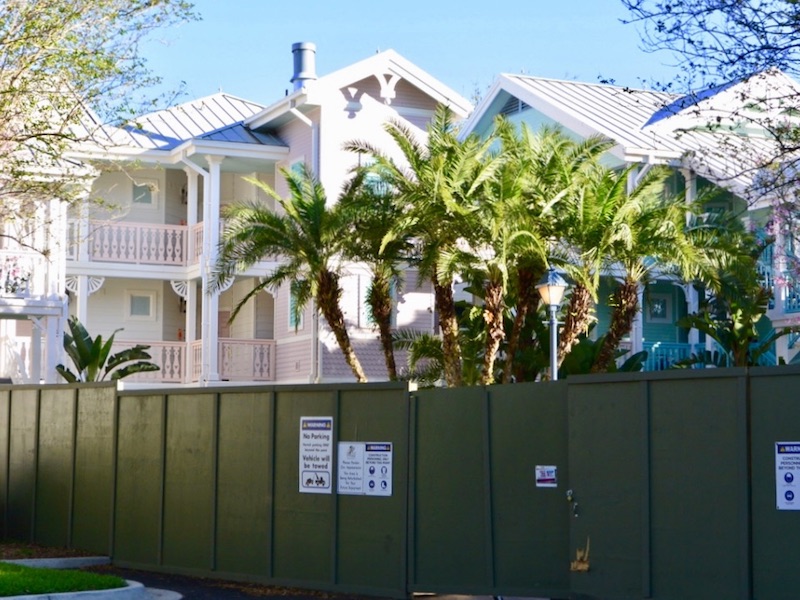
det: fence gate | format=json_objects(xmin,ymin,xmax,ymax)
[
  {"xmin": 565, "ymin": 372, "xmax": 752, "ymax": 600},
  {"xmin": 567, "ymin": 380, "xmax": 650, "ymax": 599},
  {"xmin": 408, "ymin": 384, "xmax": 571, "ymax": 599}
]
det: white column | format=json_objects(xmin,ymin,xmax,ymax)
[
  {"xmin": 76, "ymin": 276, "xmax": 89, "ymax": 325},
  {"xmin": 78, "ymin": 199, "xmax": 90, "ymax": 262},
  {"xmin": 185, "ymin": 168, "xmax": 199, "ymax": 258},
  {"xmin": 632, "ymin": 285, "xmax": 644, "ymax": 354},
  {"xmin": 684, "ymin": 284, "xmax": 700, "ymax": 348},
  {"xmin": 30, "ymin": 317, "xmax": 42, "ymax": 383},
  {"xmin": 186, "ymin": 281, "xmax": 197, "ymax": 344},
  {"xmin": 42, "ymin": 312, "xmax": 62, "ymax": 383},
  {"xmin": 201, "ymin": 155, "xmax": 223, "ymax": 384},
  {"xmin": 679, "ymin": 170, "xmax": 700, "ymax": 351}
]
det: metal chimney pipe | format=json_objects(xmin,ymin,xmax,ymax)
[{"xmin": 291, "ymin": 42, "xmax": 317, "ymax": 92}]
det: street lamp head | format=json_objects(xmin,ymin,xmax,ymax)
[{"xmin": 536, "ymin": 267, "xmax": 569, "ymax": 308}]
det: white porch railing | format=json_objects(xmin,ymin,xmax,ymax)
[
  {"xmin": 114, "ymin": 338, "xmax": 276, "ymax": 384},
  {"xmin": 0, "ymin": 249, "xmax": 47, "ymax": 297},
  {"xmin": 68, "ymin": 220, "xmax": 205, "ymax": 266},
  {"xmin": 190, "ymin": 339, "xmax": 203, "ymax": 382},
  {"xmin": 219, "ymin": 339, "xmax": 276, "ymax": 381}
]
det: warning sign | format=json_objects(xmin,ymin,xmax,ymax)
[
  {"xmin": 776, "ymin": 442, "xmax": 800, "ymax": 510},
  {"xmin": 535, "ymin": 465, "xmax": 558, "ymax": 488},
  {"xmin": 299, "ymin": 417, "xmax": 333, "ymax": 494},
  {"xmin": 337, "ymin": 441, "xmax": 392, "ymax": 496}
]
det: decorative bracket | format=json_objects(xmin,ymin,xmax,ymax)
[
  {"xmin": 376, "ymin": 73, "xmax": 401, "ymax": 105},
  {"xmin": 65, "ymin": 276, "xmax": 105, "ymax": 296},
  {"xmin": 170, "ymin": 280, "xmax": 189, "ymax": 299}
]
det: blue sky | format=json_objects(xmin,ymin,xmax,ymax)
[{"xmin": 141, "ymin": 0, "xmax": 682, "ymax": 106}]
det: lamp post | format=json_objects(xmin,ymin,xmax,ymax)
[{"xmin": 536, "ymin": 268, "xmax": 569, "ymax": 381}]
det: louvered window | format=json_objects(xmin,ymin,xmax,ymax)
[{"xmin": 499, "ymin": 95, "xmax": 530, "ymax": 116}]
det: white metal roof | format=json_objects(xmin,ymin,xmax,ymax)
[
  {"xmin": 465, "ymin": 70, "xmax": 800, "ymax": 204},
  {"xmin": 111, "ymin": 92, "xmax": 285, "ymax": 151}
]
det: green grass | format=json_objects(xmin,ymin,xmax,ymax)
[{"xmin": 0, "ymin": 562, "xmax": 126, "ymax": 597}]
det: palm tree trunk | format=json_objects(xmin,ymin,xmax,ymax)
[
  {"xmin": 481, "ymin": 278, "xmax": 505, "ymax": 385},
  {"xmin": 368, "ymin": 273, "xmax": 397, "ymax": 380},
  {"xmin": 558, "ymin": 283, "xmax": 593, "ymax": 366},
  {"xmin": 591, "ymin": 277, "xmax": 639, "ymax": 373},
  {"xmin": 433, "ymin": 277, "xmax": 463, "ymax": 387},
  {"xmin": 318, "ymin": 270, "xmax": 367, "ymax": 383},
  {"xmin": 503, "ymin": 265, "xmax": 543, "ymax": 382}
]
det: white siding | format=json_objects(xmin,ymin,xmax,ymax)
[
  {"xmin": 393, "ymin": 79, "xmax": 440, "ymax": 111},
  {"xmin": 319, "ymin": 91, "xmax": 421, "ymax": 205},
  {"xmin": 220, "ymin": 279, "xmax": 256, "ymax": 339},
  {"xmin": 273, "ymin": 283, "xmax": 311, "ymax": 339},
  {"xmin": 80, "ymin": 278, "xmax": 164, "ymax": 341},
  {"xmin": 345, "ymin": 76, "xmax": 438, "ymax": 112},
  {"xmin": 275, "ymin": 338, "xmax": 313, "ymax": 382},
  {"xmin": 397, "ymin": 270, "xmax": 434, "ymax": 330},
  {"xmin": 255, "ymin": 292, "xmax": 274, "ymax": 339},
  {"xmin": 274, "ymin": 113, "xmax": 316, "ymax": 198},
  {"xmin": 88, "ymin": 169, "xmax": 166, "ymax": 224},
  {"xmin": 161, "ymin": 280, "xmax": 184, "ymax": 341},
  {"xmin": 164, "ymin": 169, "xmax": 188, "ymax": 225}
]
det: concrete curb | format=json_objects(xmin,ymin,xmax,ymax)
[
  {"xmin": 4, "ymin": 579, "xmax": 148, "ymax": 599},
  {"xmin": 0, "ymin": 557, "xmax": 181, "ymax": 600},
  {"xmin": 3, "ymin": 557, "xmax": 111, "ymax": 569}
]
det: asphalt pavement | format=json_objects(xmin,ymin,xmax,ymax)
[
  {"xmin": 83, "ymin": 567, "xmax": 553, "ymax": 600},
  {"xmin": 83, "ymin": 564, "xmax": 372, "ymax": 600}
]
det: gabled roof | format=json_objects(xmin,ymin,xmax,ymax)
[
  {"xmin": 464, "ymin": 70, "xmax": 800, "ymax": 204},
  {"xmin": 246, "ymin": 49, "xmax": 472, "ymax": 131}
]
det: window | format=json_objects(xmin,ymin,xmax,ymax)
[
  {"xmin": 127, "ymin": 290, "xmax": 157, "ymax": 320},
  {"xmin": 646, "ymin": 293, "xmax": 672, "ymax": 323},
  {"xmin": 132, "ymin": 179, "xmax": 159, "ymax": 208},
  {"xmin": 289, "ymin": 290, "xmax": 304, "ymax": 330},
  {"xmin": 133, "ymin": 184, "xmax": 152, "ymax": 205}
]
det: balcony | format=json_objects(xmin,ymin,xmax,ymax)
[
  {"xmin": 68, "ymin": 220, "xmax": 203, "ymax": 267},
  {"xmin": 113, "ymin": 338, "xmax": 276, "ymax": 384},
  {"xmin": 0, "ymin": 249, "xmax": 57, "ymax": 301},
  {"xmin": 642, "ymin": 341, "xmax": 703, "ymax": 371},
  {"xmin": 641, "ymin": 340, "xmax": 778, "ymax": 370}
]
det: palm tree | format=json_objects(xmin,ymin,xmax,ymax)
[
  {"xmin": 497, "ymin": 122, "xmax": 612, "ymax": 381},
  {"xmin": 590, "ymin": 166, "xmax": 702, "ymax": 372},
  {"xmin": 677, "ymin": 223, "xmax": 796, "ymax": 367},
  {"xmin": 555, "ymin": 161, "xmax": 630, "ymax": 365},
  {"xmin": 346, "ymin": 105, "xmax": 498, "ymax": 387},
  {"xmin": 338, "ymin": 169, "xmax": 411, "ymax": 380},
  {"xmin": 439, "ymin": 125, "xmax": 548, "ymax": 384},
  {"xmin": 56, "ymin": 316, "xmax": 159, "ymax": 382},
  {"xmin": 211, "ymin": 165, "xmax": 367, "ymax": 383}
]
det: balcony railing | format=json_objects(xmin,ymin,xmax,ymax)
[
  {"xmin": 0, "ymin": 249, "xmax": 50, "ymax": 298},
  {"xmin": 113, "ymin": 338, "xmax": 276, "ymax": 384},
  {"xmin": 219, "ymin": 339, "xmax": 275, "ymax": 381},
  {"xmin": 68, "ymin": 220, "xmax": 204, "ymax": 267},
  {"xmin": 642, "ymin": 341, "xmax": 703, "ymax": 371},
  {"xmin": 784, "ymin": 279, "xmax": 800, "ymax": 314}
]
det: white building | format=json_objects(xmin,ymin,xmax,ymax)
[{"xmin": 2, "ymin": 44, "xmax": 470, "ymax": 385}]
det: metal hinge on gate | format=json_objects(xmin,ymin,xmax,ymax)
[{"xmin": 570, "ymin": 536, "xmax": 591, "ymax": 572}]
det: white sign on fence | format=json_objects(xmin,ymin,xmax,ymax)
[
  {"xmin": 535, "ymin": 465, "xmax": 558, "ymax": 488},
  {"xmin": 337, "ymin": 441, "xmax": 393, "ymax": 496},
  {"xmin": 776, "ymin": 442, "xmax": 800, "ymax": 510},
  {"xmin": 299, "ymin": 417, "xmax": 333, "ymax": 494}
]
